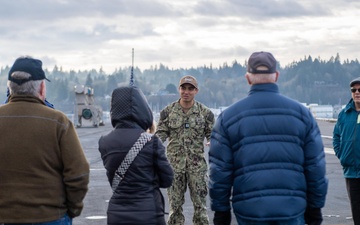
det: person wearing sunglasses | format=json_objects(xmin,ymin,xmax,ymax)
[{"xmin": 333, "ymin": 77, "xmax": 360, "ymax": 225}]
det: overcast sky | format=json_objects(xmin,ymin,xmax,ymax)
[{"xmin": 0, "ymin": 0, "xmax": 359, "ymax": 73}]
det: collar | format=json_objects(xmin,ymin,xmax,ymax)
[
  {"xmin": 8, "ymin": 94, "xmax": 46, "ymax": 106},
  {"xmin": 248, "ymin": 83, "xmax": 279, "ymax": 95},
  {"xmin": 176, "ymin": 99, "xmax": 199, "ymax": 113},
  {"xmin": 344, "ymin": 98, "xmax": 356, "ymax": 113}
]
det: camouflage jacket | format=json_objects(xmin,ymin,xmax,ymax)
[{"xmin": 156, "ymin": 100, "xmax": 215, "ymax": 173}]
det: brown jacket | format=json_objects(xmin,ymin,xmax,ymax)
[{"xmin": 0, "ymin": 95, "xmax": 90, "ymax": 223}]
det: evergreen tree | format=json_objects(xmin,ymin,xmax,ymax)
[{"xmin": 85, "ymin": 73, "xmax": 93, "ymax": 87}]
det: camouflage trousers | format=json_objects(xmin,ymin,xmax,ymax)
[{"xmin": 167, "ymin": 171, "xmax": 209, "ymax": 225}]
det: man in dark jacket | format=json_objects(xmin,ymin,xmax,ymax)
[
  {"xmin": 209, "ymin": 51, "xmax": 328, "ymax": 225},
  {"xmin": 333, "ymin": 77, "xmax": 360, "ymax": 225},
  {"xmin": 98, "ymin": 86, "xmax": 174, "ymax": 225},
  {"xmin": 0, "ymin": 56, "xmax": 90, "ymax": 224}
]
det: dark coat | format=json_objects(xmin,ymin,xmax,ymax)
[
  {"xmin": 98, "ymin": 86, "xmax": 173, "ymax": 225},
  {"xmin": 333, "ymin": 98, "xmax": 360, "ymax": 178},
  {"xmin": 0, "ymin": 95, "xmax": 89, "ymax": 223},
  {"xmin": 209, "ymin": 83, "xmax": 328, "ymax": 222}
]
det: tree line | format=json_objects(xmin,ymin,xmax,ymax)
[{"xmin": 0, "ymin": 53, "xmax": 359, "ymax": 113}]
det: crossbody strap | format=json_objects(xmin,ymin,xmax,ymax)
[{"xmin": 111, "ymin": 132, "xmax": 153, "ymax": 192}]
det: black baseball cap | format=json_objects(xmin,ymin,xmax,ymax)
[
  {"xmin": 8, "ymin": 57, "xmax": 50, "ymax": 85},
  {"xmin": 247, "ymin": 51, "xmax": 277, "ymax": 74}
]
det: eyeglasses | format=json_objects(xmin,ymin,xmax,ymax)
[{"xmin": 351, "ymin": 88, "xmax": 360, "ymax": 93}]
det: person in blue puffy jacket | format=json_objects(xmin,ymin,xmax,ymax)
[{"xmin": 209, "ymin": 51, "xmax": 328, "ymax": 225}]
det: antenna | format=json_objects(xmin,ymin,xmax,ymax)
[{"xmin": 130, "ymin": 48, "xmax": 134, "ymax": 86}]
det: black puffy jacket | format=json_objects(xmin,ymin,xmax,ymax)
[{"xmin": 98, "ymin": 86, "xmax": 174, "ymax": 225}]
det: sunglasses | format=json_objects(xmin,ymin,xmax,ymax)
[{"xmin": 351, "ymin": 88, "xmax": 360, "ymax": 93}]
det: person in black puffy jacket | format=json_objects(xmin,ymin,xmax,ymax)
[{"xmin": 98, "ymin": 86, "xmax": 174, "ymax": 225}]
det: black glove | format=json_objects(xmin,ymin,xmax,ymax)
[
  {"xmin": 213, "ymin": 210, "xmax": 231, "ymax": 225},
  {"xmin": 304, "ymin": 207, "xmax": 322, "ymax": 225}
]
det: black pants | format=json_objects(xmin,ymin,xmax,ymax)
[{"xmin": 346, "ymin": 178, "xmax": 360, "ymax": 225}]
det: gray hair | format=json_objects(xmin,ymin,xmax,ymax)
[
  {"xmin": 246, "ymin": 65, "xmax": 277, "ymax": 84},
  {"xmin": 247, "ymin": 72, "xmax": 277, "ymax": 84},
  {"xmin": 7, "ymin": 71, "xmax": 43, "ymax": 97}
]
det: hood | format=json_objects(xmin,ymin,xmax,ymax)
[{"xmin": 110, "ymin": 86, "xmax": 153, "ymax": 130}]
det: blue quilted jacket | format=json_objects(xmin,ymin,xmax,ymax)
[{"xmin": 209, "ymin": 83, "xmax": 328, "ymax": 221}]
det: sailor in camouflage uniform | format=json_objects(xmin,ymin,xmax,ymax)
[{"xmin": 156, "ymin": 75, "xmax": 215, "ymax": 225}]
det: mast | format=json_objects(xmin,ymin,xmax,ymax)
[{"xmin": 130, "ymin": 48, "xmax": 134, "ymax": 86}]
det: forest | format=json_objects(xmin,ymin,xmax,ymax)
[{"xmin": 0, "ymin": 53, "xmax": 359, "ymax": 114}]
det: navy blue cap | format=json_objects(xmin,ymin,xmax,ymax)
[
  {"xmin": 8, "ymin": 57, "xmax": 50, "ymax": 85},
  {"xmin": 247, "ymin": 51, "xmax": 277, "ymax": 74}
]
